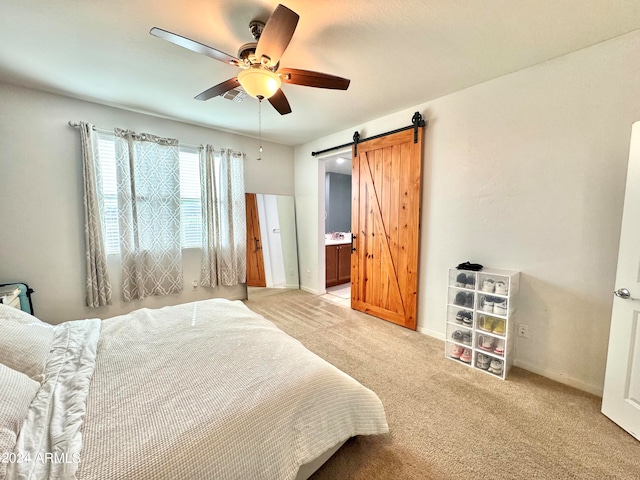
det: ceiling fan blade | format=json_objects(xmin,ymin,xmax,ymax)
[
  {"xmin": 267, "ymin": 89, "xmax": 292, "ymax": 115},
  {"xmin": 255, "ymin": 4, "xmax": 299, "ymax": 67},
  {"xmin": 278, "ymin": 68, "xmax": 350, "ymax": 90},
  {"xmin": 195, "ymin": 78, "xmax": 241, "ymax": 101},
  {"xmin": 150, "ymin": 27, "xmax": 240, "ymax": 66}
]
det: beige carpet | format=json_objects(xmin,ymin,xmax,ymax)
[
  {"xmin": 247, "ymin": 286, "xmax": 293, "ymax": 300},
  {"xmin": 245, "ymin": 290, "xmax": 640, "ymax": 480}
]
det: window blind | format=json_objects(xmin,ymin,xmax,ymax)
[{"xmin": 96, "ymin": 132, "xmax": 203, "ymax": 253}]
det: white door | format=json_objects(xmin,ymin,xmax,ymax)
[{"xmin": 602, "ymin": 121, "xmax": 640, "ymax": 441}]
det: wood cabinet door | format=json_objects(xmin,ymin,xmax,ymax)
[
  {"xmin": 337, "ymin": 245, "xmax": 351, "ymax": 284},
  {"xmin": 245, "ymin": 193, "xmax": 266, "ymax": 287},
  {"xmin": 351, "ymin": 128, "xmax": 423, "ymax": 330},
  {"xmin": 325, "ymin": 245, "xmax": 338, "ymax": 286}
]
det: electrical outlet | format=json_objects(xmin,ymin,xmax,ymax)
[{"xmin": 517, "ymin": 323, "xmax": 529, "ymax": 338}]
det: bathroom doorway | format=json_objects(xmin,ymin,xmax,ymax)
[{"xmin": 321, "ymin": 151, "xmax": 353, "ymax": 299}]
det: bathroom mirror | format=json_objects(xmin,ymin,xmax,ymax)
[{"xmin": 245, "ymin": 193, "xmax": 299, "ymax": 300}]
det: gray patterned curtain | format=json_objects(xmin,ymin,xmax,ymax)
[
  {"xmin": 200, "ymin": 146, "xmax": 246, "ymax": 287},
  {"xmin": 80, "ymin": 122, "xmax": 113, "ymax": 307},
  {"xmin": 115, "ymin": 128, "xmax": 183, "ymax": 301}
]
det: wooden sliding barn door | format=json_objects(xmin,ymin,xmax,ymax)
[
  {"xmin": 245, "ymin": 193, "xmax": 266, "ymax": 287},
  {"xmin": 351, "ymin": 128, "xmax": 423, "ymax": 330}
]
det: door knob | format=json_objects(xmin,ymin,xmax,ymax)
[{"xmin": 614, "ymin": 288, "xmax": 635, "ymax": 300}]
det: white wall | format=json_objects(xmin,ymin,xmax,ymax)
[
  {"xmin": 0, "ymin": 83, "xmax": 294, "ymax": 324},
  {"xmin": 294, "ymin": 30, "xmax": 640, "ymax": 395},
  {"xmin": 294, "ymin": 145, "xmax": 326, "ymax": 294}
]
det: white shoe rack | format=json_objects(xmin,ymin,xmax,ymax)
[{"xmin": 445, "ymin": 267, "xmax": 520, "ymax": 380}]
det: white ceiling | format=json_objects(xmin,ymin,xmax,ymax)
[
  {"xmin": 325, "ymin": 154, "xmax": 352, "ymax": 176},
  {"xmin": 2, "ymin": 1, "xmax": 640, "ymax": 146}
]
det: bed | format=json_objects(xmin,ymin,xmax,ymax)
[{"xmin": 0, "ymin": 299, "xmax": 388, "ymax": 480}]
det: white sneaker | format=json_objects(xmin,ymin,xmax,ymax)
[
  {"xmin": 488, "ymin": 358, "xmax": 503, "ymax": 375},
  {"xmin": 480, "ymin": 296, "xmax": 494, "ymax": 313},
  {"xmin": 493, "ymin": 298, "xmax": 507, "ymax": 315},
  {"xmin": 476, "ymin": 353, "xmax": 491, "ymax": 370},
  {"xmin": 481, "ymin": 278, "xmax": 495, "ymax": 293},
  {"xmin": 495, "ymin": 281, "xmax": 508, "ymax": 295}
]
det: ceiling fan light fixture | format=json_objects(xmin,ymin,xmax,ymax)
[
  {"xmin": 237, "ymin": 67, "xmax": 281, "ymax": 99},
  {"xmin": 151, "ymin": 4, "xmax": 349, "ymax": 114}
]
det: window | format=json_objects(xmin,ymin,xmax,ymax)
[
  {"xmin": 97, "ymin": 133, "xmax": 202, "ymax": 253},
  {"xmin": 97, "ymin": 134, "xmax": 119, "ymax": 254},
  {"xmin": 179, "ymin": 147, "xmax": 202, "ymax": 248}
]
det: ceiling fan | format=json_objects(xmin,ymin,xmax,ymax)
[{"xmin": 150, "ymin": 4, "xmax": 350, "ymax": 115}]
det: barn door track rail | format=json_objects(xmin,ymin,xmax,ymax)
[{"xmin": 311, "ymin": 112, "xmax": 426, "ymax": 157}]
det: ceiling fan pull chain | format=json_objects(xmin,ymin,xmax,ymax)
[{"xmin": 257, "ymin": 99, "xmax": 263, "ymax": 161}]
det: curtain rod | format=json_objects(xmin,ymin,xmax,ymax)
[
  {"xmin": 311, "ymin": 112, "xmax": 426, "ymax": 157},
  {"xmin": 68, "ymin": 121, "xmax": 112, "ymax": 136},
  {"xmin": 68, "ymin": 121, "xmax": 201, "ymax": 150}
]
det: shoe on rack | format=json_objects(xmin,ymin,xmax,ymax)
[
  {"xmin": 450, "ymin": 344, "xmax": 464, "ymax": 359},
  {"xmin": 480, "ymin": 296, "xmax": 494, "ymax": 313},
  {"xmin": 476, "ymin": 353, "xmax": 491, "ymax": 370},
  {"xmin": 451, "ymin": 330, "xmax": 464, "ymax": 342},
  {"xmin": 460, "ymin": 348, "xmax": 472, "ymax": 363},
  {"xmin": 488, "ymin": 358, "xmax": 503, "ymax": 375},
  {"xmin": 481, "ymin": 278, "xmax": 495, "ymax": 293},
  {"xmin": 478, "ymin": 334, "xmax": 494, "ymax": 351},
  {"xmin": 462, "ymin": 331, "xmax": 472, "ymax": 346},
  {"xmin": 465, "ymin": 293, "xmax": 474, "ymax": 308},
  {"xmin": 478, "ymin": 315, "xmax": 493, "ymax": 332},
  {"xmin": 494, "ymin": 338, "xmax": 505, "ymax": 356},
  {"xmin": 495, "ymin": 281, "xmax": 508, "ymax": 295},
  {"xmin": 461, "ymin": 311, "xmax": 473, "ymax": 327},
  {"xmin": 492, "ymin": 318, "xmax": 506, "ymax": 335},
  {"xmin": 465, "ymin": 274, "xmax": 476, "ymax": 290},
  {"xmin": 455, "ymin": 272, "xmax": 467, "ymax": 287},
  {"xmin": 493, "ymin": 298, "xmax": 507, "ymax": 315},
  {"xmin": 454, "ymin": 292, "xmax": 466, "ymax": 306}
]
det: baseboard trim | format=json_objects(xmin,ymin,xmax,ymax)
[
  {"xmin": 300, "ymin": 286, "xmax": 323, "ymax": 295},
  {"xmin": 417, "ymin": 327, "xmax": 446, "ymax": 341},
  {"xmin": 416, "ymin": 329, "xmax": 603, "ymax": 396},
  {"xmin": 513, "ymin": 359, "xmax": 603, "ymax": 397}
]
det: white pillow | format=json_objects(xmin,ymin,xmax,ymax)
[
  {"xmin": 0, "ymin": 304, "xmax": 44, "ymax": 325},
  {"xmin": 0, "ymin": 363, "xmax": 41, "ymax": 478},
  {"xmin": 0, "ymin": 321, "xmax": 54, "ymax": 382}
]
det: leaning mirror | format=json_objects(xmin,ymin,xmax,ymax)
[{"xmin": 245, "ymin": 193, "xmax": 299, "ymax": 300}]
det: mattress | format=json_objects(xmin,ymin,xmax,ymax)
[{"xmin": 3, "ymin": 299, "xmax": 388, "ymax": 480}]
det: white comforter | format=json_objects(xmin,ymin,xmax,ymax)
[
  {"xmin": 7, "ymin": 319, "xmax": 101, "ymax": 480},
  {"xmin": 11, "ymin": 299, "xmax": 388, "ymax": 480}
]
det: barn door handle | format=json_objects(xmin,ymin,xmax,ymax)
[{"xmin": 351, "ymin": 234, "xmax": 356, "ymax": 253}]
